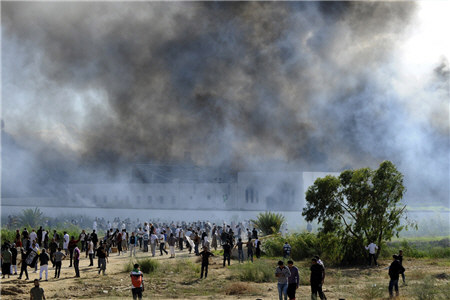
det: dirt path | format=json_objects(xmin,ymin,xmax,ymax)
[{"xmin": 1, "ymin": 248, "xmax": 449, "ymax": 299}]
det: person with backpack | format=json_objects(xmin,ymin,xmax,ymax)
[{"xmin": 130, "ymin": 263, "xmax": 144, "ymax": 300}]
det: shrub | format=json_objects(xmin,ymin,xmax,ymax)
[
  {"xmin": 123, "ymin": 258, "xmax": 158, "ymax": 274},
  {"xmin": 413, "ymin": 276, "xmax": 439, "ymax": 300},
  {"xmin": 224, "ymin": 282, "xmax": 257, "ymax": 295},
  {"xmin": 251, "ymin": 212, "xmax": 285, "ymax": 236},
  {"xmin": 230, "ymin": 260, "xmax": 275, "ymax": 283},
  {"xmin": 361, "ymin": 284, "xmax": 384, "ymax": 300},
  {"xmin": 18, "ymin": 208, "xmax": 47, "ymax": 228},
  {"xmin": 138, "ymin": 258, "xmax": 159, "ymax": 274},
  {"xmin": 262, "ymin": 232, "xmax": 320, "ymax": 261}
]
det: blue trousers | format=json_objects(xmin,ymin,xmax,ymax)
[{"xmin": 278, "ymin": 282, "xmax": 288, "ymax": 300}]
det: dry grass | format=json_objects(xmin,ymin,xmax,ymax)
[{"xmin": 224, "ymin": 282, "xmax": 257, "ymax": 295}]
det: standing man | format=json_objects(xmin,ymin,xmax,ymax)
[
  {"xmin": 38, "ymin": 249, "xmax": 50, "ymax": 281},
  {"xmin": 283, "ymin": 242, "xmax": 291, "ymax": 259},
  {"xmin": 63, "ymin": 232, "xmax": 70, "ymax": 256},
  {"xmin": 143, "ymin": 229, "xmax": 149, "ymax": 252},
  {"xmin": 247, "ymin": 239, "xmax": 254, "ymax": 262},
  {"xmin": 79, "ymin": 230, "xmax": 86, "ymax": 252},
  {"xmin": 88, "ymin": 239, "xmax": 95, "ymax": 266},
  {"xmin": 1, "ymin": 244, "xmax": 12, "ymax": 278},
  {"xmin": 168, "ymin": 233, "xmax": 176, "ymax": 258},
  {"xmin": 398, "ymin": 250, "xmax": 406, "ymax": 285},
  {"xmin": 30, "ymin": 279, "xmax": 46, "ymax": 300},
  {"xmin": 91, "ymin": 230, "xmax": 98, "ymax": 257},
  {"xmin": 234, "ymin": 238, "xmax": 244, "ymax": 263},
  {"xmin": 199, "ymin": 246, "xmax": 214, "ymax": 279},
  {"xmin": 73, "ymin": 245, "xmax": 81, "ymax": 277},
  {"xmin": 365, "ymin": 241, "xmax": 378, "ymax": 266},
  {"xmin": 53, "ymin": 248, "xmax": 65, "ymax": 279},
  {"xmin": 287, "ymin": 260, "xmax": 299, "ymax": 300},
  {"xmin": 388, "ymin": 255, "xmax": 405, "ymax": 298},
  {"xmin": 130, "ymin": 263, "xmax": 144, "ymax": 300},
  {"xmin": 97, "ymin": 242, "xmax": 107, "ymax": 276},
  {"xmin": 310, "ymin": 257, "xmax": 326, "ymax": 300},
  {"xmin": 129, "ymin": 232, "xmax": 137, "ymax": 257},
  {"xmin": 222, "ymin": 241, "xmax": 231, "ymax": 267},
  {"xmin": 275, "ymin": 260, "xmax": 291, "ymax": 300},
  {"xmin": 68, "ymin": 236, "xmax": 79, "ymax": 267}
]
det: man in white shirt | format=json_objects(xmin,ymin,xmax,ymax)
[
  {"xmin": 41, "ymin": 229, "xmax": 47, "ymax": 246},
  {"xmin": 63, "ymin": 232, "xmax": 70, "ymax": 255},
  {"xmin": 150, "ymin": 233, "xmax": 158, "ymax": 257},
  {"xmin": 30, "ymin": 230, "xmax": 37, "ymax": 244},
  {"xmin": 365, "ymin": 242, "xmax": 378, "ymax": 266}
]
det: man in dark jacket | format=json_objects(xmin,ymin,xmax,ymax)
[
  {"xmin": 68, "ymin": 236, "xmax": 79, "ymax": 267},
  {"xmin": 199, "ymin": 246, "xmax": 214, "ymax": 278},
  {"xmin": 310, "ymin": 258, "xmax": 326, "ymax": 300},
  {"xmin": 388, "ymin": 255, "xmax": 405, "ymax": 298}
]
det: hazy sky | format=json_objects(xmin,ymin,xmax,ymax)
[{"xmin": 1, "ymin": 1, "xmax": 449, "ymax": 202}]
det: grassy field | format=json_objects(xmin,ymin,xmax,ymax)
[{"xmin": 1, "ymin": 245, "xmax": 449, "ymax": 299}]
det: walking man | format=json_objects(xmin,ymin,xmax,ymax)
[
  {"xmin": 30, "ymin": 279, "xmax": 46, "ymax": 300},
  {"xmin": 388, "ymin": 254, "xmax": 405, "ymax": 298},
  {"xmin": 287, "ymin": 260, "xmax": 299, "ymax": 300},
  {"xmin": 310, "ymin": 257, "xmax": 326, "ymax": 300},
  {"xmin": 130, "ymin": 263, "xmax": 144, "ymax": 300},
  {"xmin": 275, "ymin": 260, "xmax": 291, "ymax": 300}
]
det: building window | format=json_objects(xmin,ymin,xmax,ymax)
[{"xmin": 246, "ymin": 186, "xmax": 255, "ymax": 203}]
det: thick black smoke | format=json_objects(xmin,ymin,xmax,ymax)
[{"xmin": 2, "ymin": 2, "xmax": 449, "ymax": 204}]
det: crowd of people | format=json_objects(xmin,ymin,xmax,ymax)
[{"xmin": 1, "ymin": 220, "xmax": 407, "ymax": 300}]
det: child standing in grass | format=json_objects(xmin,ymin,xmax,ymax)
[{"xmin": 130, "ymin": 263, "xmax": 144, "ymax": 300}]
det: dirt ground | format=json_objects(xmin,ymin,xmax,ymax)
[{"xmin": 1, "ymin": 247, "xmax": 449, "ymax": 299}]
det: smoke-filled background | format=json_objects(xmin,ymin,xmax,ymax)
[{"xmin": 1, "ymin": 1, "xmax": 449, "ymax": 205}]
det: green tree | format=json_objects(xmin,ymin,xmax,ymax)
[
  {"xmin": 18, "ymin": 208, "xmax": 47, "ymax": 228},
  {"xmin": 251, "ymin": 211, "xmax": 285, "ymax": 236},
  {"xmin": 302, "ymin": 161, "xmax": 409, "ymax": 264}
]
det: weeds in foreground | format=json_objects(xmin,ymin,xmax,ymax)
[
  {"xmin": 123, "ymin": 258, "xmax": 159, "ymax": 274},
  {"xmin": 224, "ymin": 282, "xmax": 257, "ymax": 295},
  {"xmin": 361, "ymin": 284, "xmax": 384, "ymax": 300},
  {"xmin": 230, "ymin": 260, "xmax": 275, "ymax": 283}
]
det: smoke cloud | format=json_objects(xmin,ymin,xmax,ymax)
[{"xmin": 1, "ymin": 1, "xmax": 448, "ymax": 204}]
